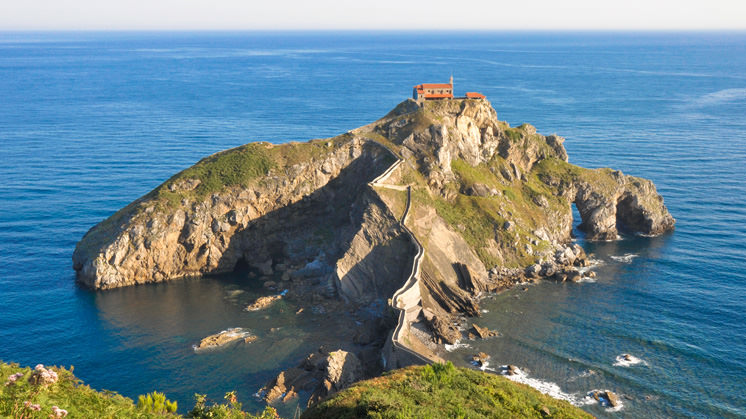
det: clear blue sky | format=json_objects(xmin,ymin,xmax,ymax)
[{"xmin": 1, "ymin": 0, "xmax": 745, "ymax": 31}]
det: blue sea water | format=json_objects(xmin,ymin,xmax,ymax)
[{"xmin": 1, "ymin": 31, "xmax": 745, "ymax": 417}]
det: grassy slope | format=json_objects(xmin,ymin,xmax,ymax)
[
  {"xmin": 0, "ymin": 362, "xmax": 278, "ymax": 419},
  {"xmin": 369, "ymin": 102, "xmax": 583, "ymax": 269},
  {"xmin": 2, "ymin": 362, "xmax": 592, "ymax": 419},
  {"xmin": 302, "ymin": 363, "xmax": 592, "ymax": 419},
  {"xmin": 77, "ymin": 134, "xmax": 352, "ymax": 253},
  {"xmin": 391, "ymin": 107, "xmax": 623, "ymax": 269},
  {"xmin": 154, "ymin": 134, "xmax": 351, "ymax": 206},
  {"xmin": 1, "ymin": 362, "xmax": 159, "ymax": 418}
]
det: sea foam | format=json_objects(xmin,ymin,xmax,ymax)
[
  {"xmin": 610, "ymin": 253, "xmax": 638, "ymax": 263},
  {"xmin": 584, "ymin": 389, "xmax": 624, "ymax": 412},
  {"xmin": 613, "ymin": 353, "xmax": 648, "ymax": 367},
  {"xmin": 498, "ymin": 365, "xmax": 585, "ymax": 406},
  {"xmin": 444, "ymin": 341, "xmax": 470, "ymax": 352}
]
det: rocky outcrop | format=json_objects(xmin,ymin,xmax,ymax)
[
  {"xmin": 472, "ymin": 352, "xmax": 490, "ymax": 367},
  {"xmin": 589, "ymin": 390, "xmax": 621, "ymax": 408},
  {"xmin": 376, "ymin": 101, "xmax": 562, "ymax": 192},
  {"xmin": 333, "ymin": 196, "xmax": 414, "ymax": 304},
  {"xmin": 470, "ymin": 324, "xmax": 500, "ymax": 339},
  {"xmin": 73, "ymin": 138, "xmax": 395, "ymax": 289},
  {"xmin": 560, "ymin": 169, "xmax": 676, "ymax": 241},
  {"xmin": 193, "ymin": 328, "xmax": 256, "ymax": 351},
  {"xmin": 245, "ymin": 294, "xmax": 283, "ymax": 311},
  {"xmin": 260, "ymin": 348, "xmax": 364, "ymax": 407}
]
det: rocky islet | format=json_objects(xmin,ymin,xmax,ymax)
[{"xmin": 73, "ymin": 98, "xmax": 674, "ymax": 407}]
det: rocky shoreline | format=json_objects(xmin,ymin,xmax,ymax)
[{"xmin": 73, "ymin": 98, "xmax": 674, "ymax": 408}]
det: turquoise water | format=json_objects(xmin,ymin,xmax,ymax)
[{"xmin": 1, "ymin": 32, "xmax": 745, "ymax": 417}]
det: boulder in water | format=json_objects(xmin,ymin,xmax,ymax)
[
  {"xmin": 471, "ymin": 324, "xmax": 499, "ymax": 339},
  {"xmin": 194, "ymin": 328, "xmax": 256, "ymax": 351},
  {"xmin": 245, "ymin": 294, "xmax": 283, "ymax": 311}
]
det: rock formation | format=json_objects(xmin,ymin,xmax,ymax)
[
  {"xmin": 74, "ymin": 98, "xmax": 674, "ymax": 399},
  {"xmin": 259, "ymin": 348, "xmax": 364, "ymax": 406},
  {"xmin": 245, "ymin": 294, "xmax": 283, "ymax": 311},
  {"xmin": 193, "ymin": 328, "xmax": 256, "ymax": 351}
]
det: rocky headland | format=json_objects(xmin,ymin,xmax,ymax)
[{"xmin": 73, "ymin": 98, "xmax": 674, "ymax": 406}]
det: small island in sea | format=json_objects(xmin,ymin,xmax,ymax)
[{"xmin": 55, "ymin": 82, "xmax": 674, "ymax": 416}]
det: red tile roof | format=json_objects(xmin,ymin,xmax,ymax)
[
  {"xmin": 466, "ymin": 92, "xmax": 486, "ymax": 99},
  {"xmin": 414, "ymin": 83, "xmax": 453, "ymax": 90}
]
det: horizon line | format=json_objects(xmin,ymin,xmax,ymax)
[{"xmin": 2, "ymin": 28, "xmax": 746, "ymax": 33}]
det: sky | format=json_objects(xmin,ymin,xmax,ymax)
[{"xmin": 1, "ymin": 0, "xmax": 745, "ymax": 31}]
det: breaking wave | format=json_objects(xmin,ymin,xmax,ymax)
[
  {"xmin": 584, "ymin": 389, "xmax": 624, "ymax": 412},
  {"xmin": 444, "ymin": 341, "xmax": 471, "ymax": 352},
  {"xmin": 498, "ymin": 365, "xmax": 585, "ymax": 406},
  {"xmin": 610, "ymin": 253, "xmax": 638, "ymax": 263},
  {"xmin": 614, "ymin": 353, "xmax": 648, "ymax": 367}
]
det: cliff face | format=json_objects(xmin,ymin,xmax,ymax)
[
  {"xmin": 73, "ymin": 137, "xmax": 400, "ymax": 290},
  {"xmin": 74, "ymin": 98, "xmax": 674, "ymax": 389}
]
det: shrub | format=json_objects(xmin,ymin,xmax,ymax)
[
  {"xmin": 187, "ymin": 392, "xmax": 279, "ymax": 419},
  {"xmin": 137, "ymin": 392, "xmax": 178, "ymax": 415}
]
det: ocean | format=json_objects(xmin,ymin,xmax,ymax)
[{"xmin": 1, "ymin": 31, "xmax": 744, "ymax": 418}]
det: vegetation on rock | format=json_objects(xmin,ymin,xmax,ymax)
[
  {"xmin": 137, "ymin": 392, "xmax": 178, "ymax": 415},
  {"xmin": 302, "ymin": 362, "xmax": 593, "ymax": 419},
  {"xmin": 0, "ymin": 362, "xmax": 278, "ymax": 419},
  {"xmin": 3, "ymin": 361, "xmax": 595, "ymax": 419}
]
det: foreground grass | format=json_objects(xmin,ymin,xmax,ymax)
[
  {"xmin": 303, "ymin": 362, "xmax": 592, "ymax": 419},
  {"xmin": 2, "ymin": 361, "xmax": 592, "ymax": 419},
  {"xmin": 0, "ymin": 362, "xmax": 278, "ymax": 419}
]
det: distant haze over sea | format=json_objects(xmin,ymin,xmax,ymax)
[{"xmin": 1, "ymin": 31, "xmax": 744, "ymax": 417}]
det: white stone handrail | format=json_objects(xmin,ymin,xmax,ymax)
[
  {"xmin": 369, "ymin": 158, "xmax": 403, "ymax": 187},
  {"xmin": 366, "ymin": 139, "xmax": 431, "ymax": 367}
]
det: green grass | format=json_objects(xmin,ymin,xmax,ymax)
[
  {"xmin": 0, "ymin": 362, "xmax": 279, "ymax": 419},
  {"xmin": 154, "ymin": 136, "xmax": 352, "ymax": 208},
  {"xmin": 148, "ymin": 133, "xmax": 352, "ymax": 210},
  {"xmin": 374, "ymin": 187, "xmax": 408, "ymax": 221},
  {"xmin": 1, "ymin": 362, "xmax": 161, "ymax": 418},
  {"xmin": 412, "ymin": 158, "xmax": 572, "ymax": 268},
  {"xmin": 76, "ymin": 134, "xmax": 356, "ymax": 255},
  {"xmin": 406, "ymin": 151, "xmax": 604, "ymax": 270},
  {"xmin": 504, "ymin": 127, "xmax": 523, "ymax": 142},
  {"xmin": 302, "ymin": 362, "xmax": 592, "ymax": 419},
  {"xmin": 157, "ymin": 142, "xmax": 274, "ymax": 205},
  {"xmin": 365, "ymin": 132, "xmax": 403, "ymax": 156},
  {"xmin": 532, "ymin": 158, "xmax": 620, "ymax": 199}
]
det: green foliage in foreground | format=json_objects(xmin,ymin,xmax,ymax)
[
  {"xmin": 137, "ymin": 392, "xmax": 178, "ymax": 415},
  {"xmin": 0, "ymin": 362, "xmax": 278, "ymax": 419},
  {"xmin": 302, "ymin": 362, "xmax": 593, "ymax": 419},
  {"xmin": 2, "ymin": 361, "xmax": 591, "ymax": 419}
]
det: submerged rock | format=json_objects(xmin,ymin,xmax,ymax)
[
  {"xmin": 472, "ymin": 352, "xmax": 490, "ymax": 366},
  {"xmin": 471, "ymin": 324, "xmax": 500, "ymax": 339},
  {"xmin": 422, "ymin": 308, "xmax": 461, "ymax": 344},
  {"xmin": 194, "ymin": 328, "xmax": 256, "ymax": 351},
  {"xmin": 606, "ymin": 391, "xmax": 621, "ymax": 407},
  {"xmin": 245, "ymin": 294, "xmax": 283, "ymax": 311},
  {"xmin": 589, "ymin": 389, "xmax": 621, "ymax": 408}
]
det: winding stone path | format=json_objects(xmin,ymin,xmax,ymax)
[{"xmin": 366, "ymin": 139, "xmax": 433, "ymax": 368}]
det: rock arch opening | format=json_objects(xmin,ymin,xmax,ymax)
[{"xmin": 616, "ymin": 194, "xmax": 648, "ymax": 234}]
